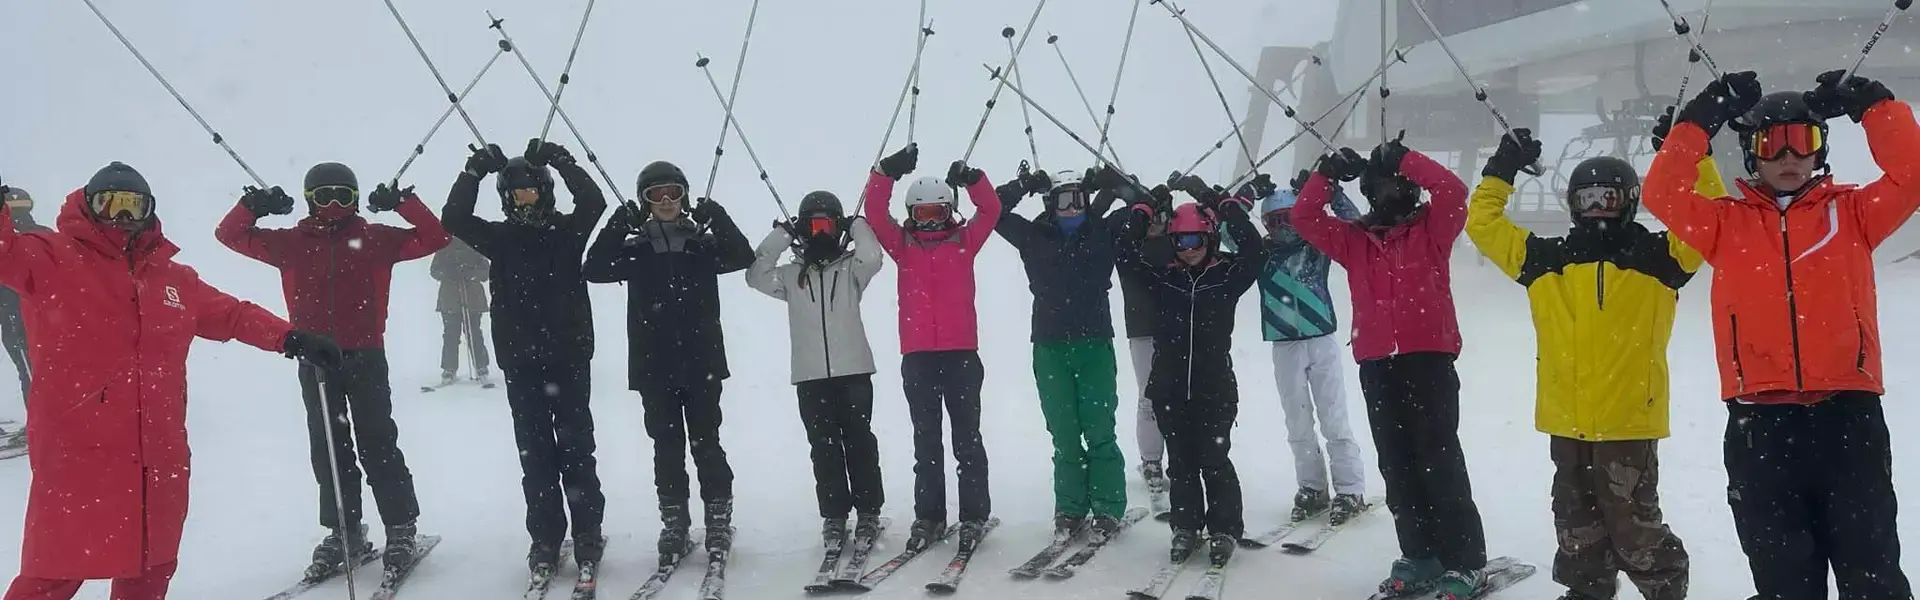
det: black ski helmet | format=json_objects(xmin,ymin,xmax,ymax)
[
  {"xmin": 3, "ymin": 187, "xmax": 30, "ymax": 211},
  {"xmin": 497, "ymin": 157, "xmax": 557, "ymax": 221},
  {"xmin": 1566, "ymin": 156, "xmax": 1642, "ymax": 223},
  {"xmin": 636, "ymin": 161, "xmax": 690, "ymax": 205},
  {"xmin": 303, "ymin": 162, "xmax": 358, "ymax": 192},
  {"xmin": 1737, "ymin": 91, "xmax": 1830, "ymax": 173},
  {"xmin": 798, "ymin": 191, "xmax": 844, "ymax": 219},
  {"xmin": 84, "ymin": 162, "xmax": 155, "ymax": 224}
]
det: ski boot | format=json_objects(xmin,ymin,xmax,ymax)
[
  {"xmin": 658, "ymin": 502, "xmax": 693, "ymax": 558},
  {"xmin": 821, "ymin": 517, "xmax": 848, "ymax": 546},
  {"xmin": 439, "ymin": 370, "xmax": 457, "ymax": 387},
  {"xmin": 1290, "ymin": 487, "xmax": 1330, "ymax": 522},
  {"xmin": 304, "ymin": 523, "xmax": 373, "ymax": 581},
  {"xmin": 1206, "ymin": 533, "xmax": 1236, "ymax": 565},
  {"xmin": 1051, "ymin": 513, "xmax": 1085, "ymax": 541},
  {"xmin": 1432, "ymin": 568, "xmax": 1489, "ymax": 600},
  {"xmin": 853, "ymin": 513, "xmax": 883, "ymax": 540},
  {"xmin": 528, "ymin": 540, "xmax": 562, "ymax": 577},
  {"xmin": 1141, "ymin": 460, "xmax": 1168, "ymax": 491},
  {"xmin": 704, "ymin": 497, "xmax": 735, "ymax": 551},
  {"xmin": 1329, "ymin": 493, "xmax": 1367, "ymax": 526},
  {"xmin": 955, "ymin": 519, "xmax": 988, "ymax": 550},
  {"xmin": 1087, "ymin": 513, "xmax": 1125, "ymax": 544},
  {"xmin": 573, "ymin": 530, "xmax": 607, "ymax": 570},
  {"xmin": 1168, "ymin": 528, "xmax": 1200, "ymax": 562},
  {"xmin": 474, "ymin": 366, "xmax": 491, "ymax": 383},
  {"xmin": 1376, "ymin": 556, "xmax": 1444, "ymax": 598},
  {"xmin": 904, "ymin": 519, "xmax": 946, "ymax": 552},
  {"xmin": 1553, "ymin": 590, "xmax": 1611, "ymax": 600},
  {"xmin": 382, "ymin": 521, "xmax": 419, "ymax": 571}
]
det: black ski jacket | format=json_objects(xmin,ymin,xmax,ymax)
[
  {"xmin": 441, "ymin": 164, "xmax": 606, "ymax": 370},
  {"xmin": 993, "ymin": 184, "xmax": 1129, "ymax": 343},
  {"xmin": 583, "ymin": 204, "xmax": 754, "ymax": 390},
  {"xmin": 1124, "ymin": 200, "xmax": 1266, "ymax": 403}
]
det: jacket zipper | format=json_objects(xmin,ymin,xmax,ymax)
[
  {"xmin": 1729, "ymin": 313, "xmax": 1746, "ymax": 392},
  {"xmin": 128, "ymin": 253, "xmax": 149, "ymax": 569},
  {"xmin": 1778, "ymin": 211, "xmax": 1804, "ymax": 389},
  {"xmin": 1855, "ymin": 310, "xmax": 1869, "ymax": 372},
  {"xmin": 1184, "ymin": 264, "xmax": 1211, "ymax": 400},
  {"xmin": 818, "ymin": 268, "xmax": 834, "ymax": 376},
  {"xmin": 1594, "ymin": 262, "xmax": 1606, "ymax": 310}
]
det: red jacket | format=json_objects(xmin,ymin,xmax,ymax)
[
  {"xmin": 7, "ymin": 190, "xmax": 292, "ymax": 579},
  {"xmin": 215, "ymin": 197, "xmax": 449, "ymax": 349},
  {"xmin": 1292, "ymin": 149, "xmax": 1468, "ymax": 362}
]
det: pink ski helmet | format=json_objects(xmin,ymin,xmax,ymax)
[{"xmin": 1169, "ymin": 203, "xmax": 1214, "ymax": 234}]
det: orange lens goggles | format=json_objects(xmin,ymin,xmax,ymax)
[
  {"xmin": 805, "ymin": 216, "xmax": 839, "ymax": 236},
  {"xmin": 1749, "ymin": 123, "xmax": 1825, "ymax": 161},
  {"xmin": 909, "ymin": 203, "xmax": 951, "ymax": 224}
]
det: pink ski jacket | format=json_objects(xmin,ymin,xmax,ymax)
[
  {"xmin": 1292, "ymin": 149, "xmax": 1467, "ymax": 362},
  {"xmin": 862, "ymin": 170, "xmax": 1001, "ymax": 354}
]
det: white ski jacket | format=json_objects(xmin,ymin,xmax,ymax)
[{"xmin": 746, "ymin": 219, "xmax": 885, "ymax": 384}]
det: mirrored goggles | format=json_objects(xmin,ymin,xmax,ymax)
[
  {"xmin": 644, "ymin": 183, "xmax": 687, "ymax": 205},
  {"xmin": 1263, "ymin": 210, "xmax": 1292, "ymax": 231},
  {"xmin": 89, "ymin": 190, "xmax": 151, "ymax": 221},
  {"xmin": 804, "ymin": 215, "xmax": 840, "ymax": 236},
  {"xmin": 1173, "ymin": 232, "xmax": 1209, "ymax": 250},
  {"xmin": 305, "ymin": 185, "xmax": 357, "ymax": 208},
  {"xmin": 909, "ymin": 203, "xmax": 953, "ymax": 224},
  {"xmin": 1569, "ymin": 185, "xmax": 1635, "ymax": 214},
  {"xmin": 508, "ymin": 188, "xmax": 542, "ymax": 207},
  {"xmin": 1050, "ymin": 188, "xmax": 1089, "ymax": 211},
  {"xmin": 1749, "ymin": 123, "xmax": 1825, "ymax": 161}
]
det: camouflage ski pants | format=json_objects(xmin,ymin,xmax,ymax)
[{"xmin": 1549, "ymin": 437, "xmax": 1689, "ymax": 600}]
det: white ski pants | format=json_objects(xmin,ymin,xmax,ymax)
[
  {"xmin": 1129, "ymin": 337, "xmax": 1163, "ymax": 463},
  {"xmin": 1271, "ymin": 335, "xmax": 1366, "ymax": 495}
]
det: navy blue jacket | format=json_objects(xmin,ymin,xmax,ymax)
[{"xmin": 994, "ymin": 184, "xmax": 1128, "ymax": 344}]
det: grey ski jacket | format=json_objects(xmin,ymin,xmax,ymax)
[{"xmin": 746, "ymin": 218, "xmax": 886, "ymax": 384}]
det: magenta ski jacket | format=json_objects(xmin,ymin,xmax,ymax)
[{"xmin": 862, "ymin": 170, "xmax": 1001, "ymax": 354}]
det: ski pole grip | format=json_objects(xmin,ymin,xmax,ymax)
[
  {"xmin": 1002, "ymin": 26, "xmax": 1016, "ymax": 38},
  {"xmin": 1900, "ymin": 0, "xmax": 1913, "ymax": 10},
  {"xmin": 696, "ymin": 57, "xmax": 711, "ymax": 67}
]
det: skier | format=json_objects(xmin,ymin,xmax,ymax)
[
  {"xmin": 1292, "ymin": 136, "xmax": 1490, "ymax": 599},
  {"xmin": 1644, "ymin": 69, "xmax": 1920, "ymax": 599},
  {"xmin": 443, "ymin": 141, "xmax": 610, "ymax": 577},
  {"xmin": 744, "ymin": 191, "xmax": 888, "ymax": 547},
  {"xmin": 0, "ymin": 166, "xmax": 342, "ymax": 600},
  {"xmin": 1117, "ymin": 186, "xmax": 1169, "ymax": 499},
  {"xmin": 582, "ymin": 159, "xmax": 754, "ymax": 558},
  {"xmin": 1121, "ymin": 176, "xmax": 1264, "ymax": 566},
  {"xmin": 216, "ymin": 162, "xmax": 448, "ymax": 577},
  {"xmin": 992, "ymin": 163, "xmax": 1136, "ymax": 539},
  {"xmin": 862, "ymin": 143, "xmax": 1002, "ymax": 550},
  {"xmin": 1468, "ymin": 128, "xmax": 1710, "ymax": 600},
  {"xmin": 0, "ymin": 186, "xmax": 47, "ymax": 449},
  {"xmin": 1252, "ymin": 173, "xmax": 1369, "ymax": 526},
  {"xmin": 429, "ymin": 237, "xmax": 490, "ymax": 386}
]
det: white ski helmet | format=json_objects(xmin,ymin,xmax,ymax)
[
  {"xmin": 903, "ymin": 175, "xmax": 958, "ymax": 231},
  {"xmin": 904, "ymin": 176, "xmax": 953, "ymax": 207},
  {"xmin": 1047, "ymin": 169, "xmax": 1088, "ymax": 211}
]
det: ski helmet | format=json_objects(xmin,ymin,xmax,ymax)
[
  {"xmin": 1738, "ymin": 91, "xmax": 1830, "ymax": 173},
  {"xmin": 1359, "ymin": 146, "xmax": 1419, "ymax": 204},
  {"xmin": 798, "ymin": 190, "xmax": 844, "ymax": 219},
  {"xmin": 797, "ymin": 190, "xmax": 850, "ymax": 260},
  {"xmin": 3, "ymin": 187, "xmax": 30, "ymax": 211},
  {"xmin": 903, "ymin": 176, "xmax": 957, "ymax": 231},
  {"xmin": 1565, "ymin": 156, "xmax": 1642, "ymax": 223},
  {"xmin": 637, "ymin": 161, "xmax": 690, "ymax": 207},
  {"xmin": 84, "ymin": 161, "xmax": 155, "ymax": 224},
  {"xmin": 497, "ymin": 157, "xmax": 556, "ymax": 223},
  {"xmin": 1168, "ymin": 203, "xmax": 1219, "ymax": 257},
  {"xmin": 1260, "ymin": 189, "xmax": 1299, "ymax": 215},
  {"xmin": 303, "ymin": 162, "xmax": 358, "ymax": 192},
  {"xmin": 1046, "ymin": 169, "xmax": 1089, "ymax": 212}
]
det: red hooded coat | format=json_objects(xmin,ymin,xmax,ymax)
[{"xmin": 6, "ymin": 190, "xmax": 292, "ymax": 579}]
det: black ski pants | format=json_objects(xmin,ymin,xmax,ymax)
[
  {"xmin": 1151, "ymin": 375, "xmax": 1243, "ymax": 537},
  {"xmin": 796, "ymin": 374, "xmax": 885, "ymax": 519},
  {"xmin": 505, "ymin": 361, "xmax": 605, "ymax": 547},
  {"xmin": 901, "ymin": 350, "xmax": 990, "ymax": 524},
  {"xmin": 1726, "ymin": 393, "xmax": 1911, "ymax": 600},
  {"xmin": 640, "ymin": 381, "xmax": 734, "ymax": 506},
  {"xmin": 298, "ymin": 350, "xmax": 420, "ymax": 529},
  {"xmin": 0, "ymin": 304, "xmax": 26, "ymax": 399},
  {"xmin": 1357, "ymin": 351, "xmax": 1487, "ymax": 571},
  {"xmin": 439, "ymin": 309, "xmax": 489, "ymax": 374}
]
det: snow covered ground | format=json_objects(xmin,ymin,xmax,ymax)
[{"xmin": 2, "ymin": 238, "xmax": 1918, "ymax": 600}]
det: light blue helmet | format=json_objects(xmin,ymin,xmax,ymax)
[{"xmin": 1260, "ymin": 189, "xmax": 1299, "ymax": 214}]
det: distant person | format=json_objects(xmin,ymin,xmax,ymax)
[
  {"xmin": 429, "ymin": 238, "xmax": 491, "ymax": 387},
  {"xmin": 0, "ymin": 187, "xmax": 48, "ymax": 438}
]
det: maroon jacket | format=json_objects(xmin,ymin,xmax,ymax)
[{"xmin": 216, "ymin": 196, "xmax": 450, "ymax": 349}]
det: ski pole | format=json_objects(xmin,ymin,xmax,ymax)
[
  {"xmin": 1047, "ymin": 33, "xmax": 1127, "ymax": 166},
  {"xmin": 393, "ymin": 47, "xmax": 505, "ymax": 185},
  {"xmin": 538, "ymin": 0, "xmax": 599, "ymax": 147},
  {"xmin": 382, "ymin": 0, "xmax": 490, "ymax": 147},
  {"xmin": 701, "ymin": 0, "xmax": 765, "ymax": 202},
  {"xmin": 1001, "ymin": 28, "xmax": 1042, "ymax": 169},
  {"xmin": 310, "ymin": 366, "xmax": 359, "ymax": 600},
  {"xmin": 1653, "ymin": 0, "xmax": 1727, "ymax": 83},
  {"xmin": 1659, "ymin": 0, "xmax": 1716, "ymax": 152},
  {"xmin": 462, "ymin": 290, "xmax": 483, "ymax": 381},
  {"xmin": 77, "ymin": 0, "xmax": 267, "ymax": 187},
  {"xmin": 908, "ymin": 0, "xmax": 931, "ymax": 145},
  {"xmin": 1844, "ymin": 0, "xmax": 1913, "ymax": 80},
  {"xmin": 1402, "ymin": 0, "xmax": 1541, "ymax": 175},
  {"xmin": 696, "ymin": 56, "xmax": 789, "ymax": 219},
  {"xmin": 1095, "ymin": 0, "xmax": 1144, "ymax": 158},
  {"xmin": 1151, "ymin": 0, "xmax": 1338, "ymax": 152},
  {"xmin": 1226, "ymin": 79, "xmax": 1371, "ymax": 192},
  {"xmin": 981, "ymin": 64, "xmax": 1129, "ymax": 174},
  {"xmin": 487, "ymin": 13, "xmax": 633, "ymax": 210},
  {"xmin": 870, "ymin": 16, "xmax": 936, "ymax": 169},
  {"xmin": 961, "ymin": 0, "xmax": 1053, "ymax": 163},
  {"xmin": 1185, "ymin": 47, "xmax": 1403, "ymax": 178},
  {"xmin": 1177, "ymin": 18, "xmax": 1259, "ymax": 174}
]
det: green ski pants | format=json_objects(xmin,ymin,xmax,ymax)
[{"xmin": 1033, "ymin": 339, "xmax": 1126, "ymax": 518}]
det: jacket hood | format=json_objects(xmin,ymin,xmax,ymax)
[{"xmin": 59, "ymin": 188, "xmax": 176, "ymax": 263}]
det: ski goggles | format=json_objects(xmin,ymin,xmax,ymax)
[
  {"xmin": 1172, "ymin": 232, "xmax": 1209, "ymax": 250},
  {"xmin": 1049, "ymin": 188, "xmax": 1089, "ymax": 211},
  {"xmin": 1568, "ymin": 185, "xmax": 1636, "ymax": 214},
  {"xmin": 88, "ymin": 190, "xmax": 151, "ymax": 221},
  {"xmin": 643, "ymin": 183, "xmax": 687, "ymax": 205},
  {"xmin": 909, "ymin": 203, "xmax": 953, "ymax": 225},
  {"xmin": 1262, "ymin": 210, "xmax": 1292, "ymax": 231},
  {"xmin": 305, "ymin": 185, "xmax": 357, "ymax": 207},
  {"xmin": 1749, "ymin": 122, "xmax": 1825, "ymax": 161},
  {"xmin": 803, "ymin": 215, "xmax": 840, "ymax": 236},
  {"xmin": 507, "ymin": 188, "xmax": 542, "ymax": 207}
]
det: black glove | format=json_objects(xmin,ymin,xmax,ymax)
[
  {"xmin": 1090, "ymin": 164, "xmax": 1130, "ymax": 192},
  {"xmin": 241, "ymin": 185, "xmax": 295, "ymax": 217},
  {"xmin": 1289, "ymin": 169, "xmax": 1311, "ymax": 192},
  {"xmin": 1372, "ymin": 130, "xmax": 1411, "ymax": 175},
  {"xmin": 945, "ymin": 160, "xmax": 982, "ymax": 188},
  {"xmin": 1148, "ymin": 184, "xmax": 1175, "ymax": 214},
  {"xmin": 282, "ymin": 330, "xmax": 343, "ymax": 371},
  {"xmin": 691, "ymin": 197, "xmax": 724, "ymax": 223},
  {"xmin": 1483, "ymin": 128, "xmax": 1542, "ymax": 183},
  {"xmin": 1237, "ymin": 173, "xmax": 1277, "ymax": 200},
  {"xmin": 1806, "ymin": 69, "xmax": 1896, "ymax": 123},
  {"xmin": 367, "ymin": 183, "xmax": 411, "ymax": 213},
  {"xmin": 1676, "ymin": 71, "xmax": 1761, "ymax": 138},
  {"xmin": 524, "ymin": 138, "xmax": 578, "ymax": 169},
  {"xmin": 1171, "ymin": 174, "xmax": 1219, "ymax": 207},
  {"xmin": 877, "ymin": 144, "xmax": 919, "ymax": 180},
  {"xmin": 604, "ymin": 204, "xmax": 637, "ymax": 235},
  {"xmin": 1651, "ymin": 106, "xmax": 1675, "ymax": 151},
  {"xmin": 464, "ymin": 144, "xmax": 509, "ymax": 178},
  {"xmin": 1017, "ymin": 161, "xmax": 1052, "ymax": 194},
  {"xmin": 1315, "ymin": 148, "xmax": 1367, "ymax": 182}
]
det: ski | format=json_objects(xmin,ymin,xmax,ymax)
[
  {"xmin": 625, "ymin": 527, "xmax": 704, "ymax": 600},
  {"xmin": 1363, "ymin": 556, "xmax": 1537, "ymax": 600},
  {"xmin": 1042, "ymin": 507, "xmax": 1151, "ymax": 579},
  {"xmin": 259, "ymin": 548, "xmax": 384, "ymax": 600},
  {"xmin": 367, "ymin": 534, "xmax": 443, "ymax": 600},
  {"xmin": 803, "ymin": 528, "xmax": 849, "ymax": 594},
  {"xmin": 923, "ymin": 518, "xmax": 1001, "ymax": 594},
  {"xmin": 844, "ymin": 525, "xmax": 960, "ymax": 592},
  {"xmin": 420, "ymin": 377, "xmax": 496, "ymax": 393},
  {"xmin": 1280, "ymin": 497, "xmax": 1385, "ymax": 554},
  {"xmin": 1182, "ymin": 551, "xmax": 1231, "ymax": 600},
  {"xmin": 828, "ymin": 517, "xmax": 890, "ymax": 589},
  {"xmin": 524, "ymin": 541, "xmax": 575, "ymax": 599},
  {"xmin": 697, "ymin": 528, "xmax": 734, "ymax": 600},
  {"xmin": 1239, "ymin": 508, "xmax": 1327, "ymax": 549},
  {"xmin": 1007, "ymin": 524, "xmax": 1085, "ymax": 579},
  {"xmin": 1125, "ymin": 553, "xmax": 1195, "ymax": 600}
]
